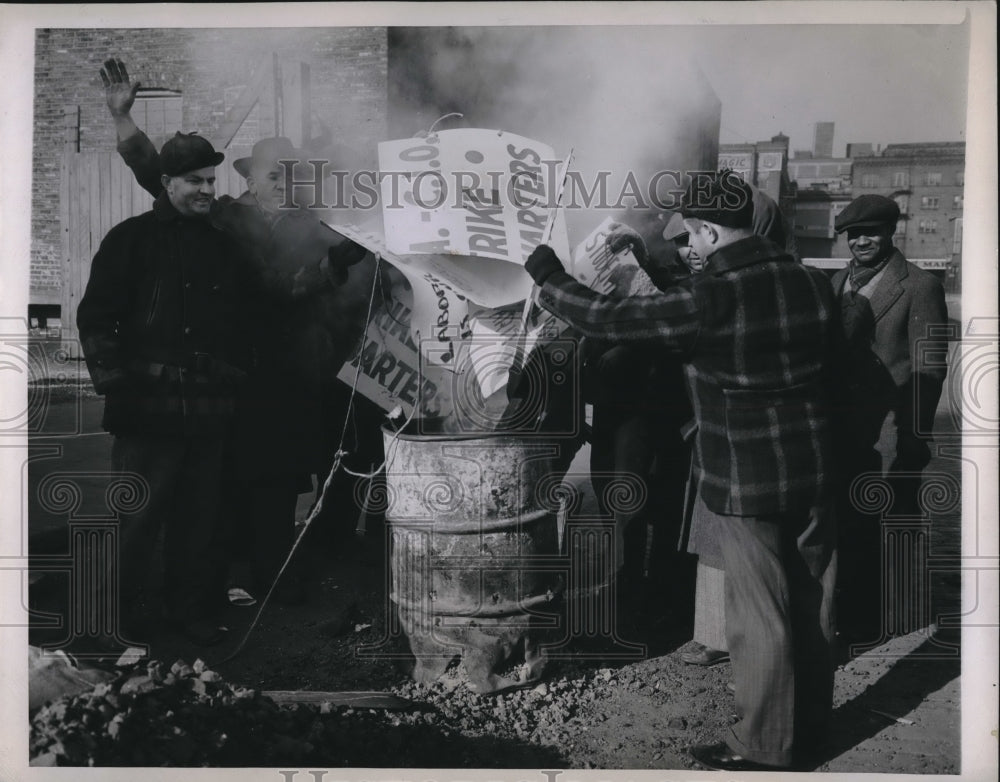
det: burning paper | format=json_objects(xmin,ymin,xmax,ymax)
[{"xmin": 466, "ymin": 302, "xmax": 570, "ymax": 400}]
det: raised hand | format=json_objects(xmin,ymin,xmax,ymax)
[{"xmin": 100, "ymin": 58, "xmax": 140, "ymax": 117}]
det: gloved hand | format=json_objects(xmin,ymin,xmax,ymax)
[
  {"xmin": 525, "ymin": 244, "xmax": 564, "ymax": 286},
  {"xmin": 605, "ymin": 222, "xmax": 649, "ymax": 267},
  {"xmin": 322, "ymin": 242, "xmax": 367, "ymax": 286}
]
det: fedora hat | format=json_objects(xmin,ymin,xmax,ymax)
[{"xmin": 233, "ymin": 137, "xmax": 303, "ymax": 179}]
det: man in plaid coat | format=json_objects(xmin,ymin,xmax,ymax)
[{"xmin": 524, "ymin": 171, "xmax": 839, "ymax": 771}]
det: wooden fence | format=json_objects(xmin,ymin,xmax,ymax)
[{"xmin": 59, "ymin": 148, "xmax": 250, "ymax": 341}]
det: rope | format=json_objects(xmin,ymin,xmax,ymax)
[{"xmin": 213, "ymin": 252, "xmax": 402, "ymax": 667}]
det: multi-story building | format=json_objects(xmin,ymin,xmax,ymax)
[
  {"xmin": 787, "ymin": 156, "xmax": 853, "ymax": 194},
  {"xmin": 718, "ymin": 132, "xmax": 796, "ymax": 227},
  {"xmin": 813, "ymin": 121, "xmax": 835, "ymax": 158},
  {"xmin": 791, "ymin": 190, "xmax": 854, "ymax": 259},
  {"xmin": 786, "ymin": 120, "xmax": 964, "ymax": 272}
]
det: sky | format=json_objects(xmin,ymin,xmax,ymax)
[
  {"xmin": 587, "ymin": 22, "xmax": 972, "ymax": 158},
  {"xmin": 697, "ymin": 24, "xmax": 970, "ymax": 154}
]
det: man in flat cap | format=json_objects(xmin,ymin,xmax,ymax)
[
  {"xmin": 99, "ymin": 58, "xmax": 387, "ymax": 607},
  {"xmin": 830, "ymin": 194, "xmax": 949, "ymax": 644},
  {"xmin": 525, "ymin": 170, "xmax": 840, "ymax": 771},
  {"xmin": 78, "ymin": 133, "xmax": 252, "ymax": 647}
]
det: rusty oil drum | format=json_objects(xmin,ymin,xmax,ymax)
[{"xmin": 382, "ymin": 424, "xmax": 565, "ymax": 693}]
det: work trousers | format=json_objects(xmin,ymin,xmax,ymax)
[
  {"xmin": 590, "ymin": 409, "xmax": 687, "ymax": 578},
  {"xmin": 111, "ymin": 433, "xmax": 226, "ymax": 625},
  {"xmin": 837, "ymin": 438, "xmax": 927, "ymax": 642},
  {"xmin": 717, "ymin": 505, "xmax": 838, "ymax": 767}
]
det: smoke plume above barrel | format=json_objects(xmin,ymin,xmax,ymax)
[{"xmin": 388, "ymin": 26, "xmax": 722, "ymax": 237}]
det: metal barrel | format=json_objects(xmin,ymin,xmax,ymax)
[{"xmin": 382, "ymin": 423, "xmax": 564, "ymax": 694}]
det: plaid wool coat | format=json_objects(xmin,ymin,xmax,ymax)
[{"xmin": 536, "ymin": 235, "xmax": 839, "ymax": 517}]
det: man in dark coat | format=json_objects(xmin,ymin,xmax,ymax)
[
  {"xmin": 583, "ymin": 213, "xmax": 694, "ymax": 635},
  {"xmin": 100, "ymin": 58, "xmax": 383, "ymax": 604},
  {"xmin": 77, "ymin": 133, "xmax": 251, "ymax": 646},
  {"xmin": 830, "ymin": 194, "xmax": 949, "ymax": 642},
  {"xmin": 524, "ymin": 171, "xmax": 840, "ymax": 771}
]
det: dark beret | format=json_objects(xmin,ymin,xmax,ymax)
[
  {"xmin": 679, "ymin": 170, "xmax": 754, "ymax": 229},
  {"xmin": 835, "ymin": 194, "xmax": 900, "ymax": 233}
]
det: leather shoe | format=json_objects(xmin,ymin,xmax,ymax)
[
  {"xmin": 680, "ymin": 643, "xmax": 730, "ymax": 666},
  {"xmin": 689, "ymin": 742, "xmax": 789, "ymax": 772}
]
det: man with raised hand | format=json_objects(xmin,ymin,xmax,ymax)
[
  {"xmin": 524, "ymin": 170, "xmax": 840, "ymax": 771},
  {"xmin": 77, "ymin": 133, "xmax": 251, "ymax": 647},
  {"xmin": 99, "ymin": 57, "xmax": 383, "ymax": 605}
]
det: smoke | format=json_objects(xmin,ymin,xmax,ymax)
[{"xmin": 388, "ymin": 26, "xmax": 722, "ymax": 238}]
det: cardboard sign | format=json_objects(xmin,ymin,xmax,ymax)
[
  {"xmin": 335, "ymin": 292, "xmax": 455, "ymax": 418},
  {"xmin": 570, "ymin": 217, "xmax": 641, "ymax": 295},
  {"xmin": 325, "ymin": 220, "xmax": 533, "ymax": 309},
  {"xmin": 405, "ymin": 269, "xmax": 472, "ymax": 370},
  {"xmin": 378, "ymin": 128, "xmax": 572, "ymax": 265},
  {"xmin": 465, "ymin": 302, "xmax": 570, "ymax": 399}
]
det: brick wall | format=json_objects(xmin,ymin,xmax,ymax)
[{"xmin": 32, "ymin": 27, "xmax": 387, "ymax": 305}]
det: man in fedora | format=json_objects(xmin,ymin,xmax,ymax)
[
  {"xmin": 830, "ymin": 194, "xmax": 949, "ymax": 642},
  {"xmin": 78, "ymin": 132, "xmax": 252, "ymax": 647},
  {"xmin": 99, "ymin": 58, "xmax": 384, "ymax": 606}
]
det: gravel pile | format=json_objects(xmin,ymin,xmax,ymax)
[{"xmin": 30, "ymin": 637, "xmax": 740, "ymax": 769}]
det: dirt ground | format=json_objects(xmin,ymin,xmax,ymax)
[
  {"xmin": 26, "ymin": 369, "xmax": 964, "ymax": 772},
  {"xmin": 28, "ymin": 465, "xmax": 961, "ymax": 772}
]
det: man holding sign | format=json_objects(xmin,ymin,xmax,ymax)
[{"xmin": 524, "ymin": 171, "xmax": 839, "ymax": 772}]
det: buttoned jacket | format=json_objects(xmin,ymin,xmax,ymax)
[
  {"xmin": 830, "ymin": 249, "xmax": 949, "ymax": 455},
  {"xmin": 77, "ymin": 193, "xmax": 252, "ymax": 435}
]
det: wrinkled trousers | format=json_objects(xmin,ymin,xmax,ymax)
[
  {"xmin": 112, "ymin": 433, "xmax": 226, "ymax": 625},
  {"xmin": 717, "ymin": 505, "xmax": 838, "ymax": 767}
]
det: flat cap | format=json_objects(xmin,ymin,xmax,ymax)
[
  {"xmin": 160, "ymin": 132, "xmax": 224, "ymax": 177},
  {"xmin": 679, "ymin": 170, "xmax": 754, "ymax": 229},
  {"xmin": 835, "ymin": 194, "xmax": 900, "ymax": 233}
]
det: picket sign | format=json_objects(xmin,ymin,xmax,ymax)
[
  {"xmin": 327, "ymin": 222, "xmax": 497, "ymax": 420},
  {"xmin": 378, "ymin": 129, "xmax": 572, "ymax": 266},
  {"xmin": 328, "ymin": 212, "xmax": 651, "ymax": 415},
  {"xmin": 328, "ymin": 131, "xmax": 636, "ymax": 416},
  {"xmin": 466, "ymin": 217, "xmax": 641, "ymax": 398}
]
